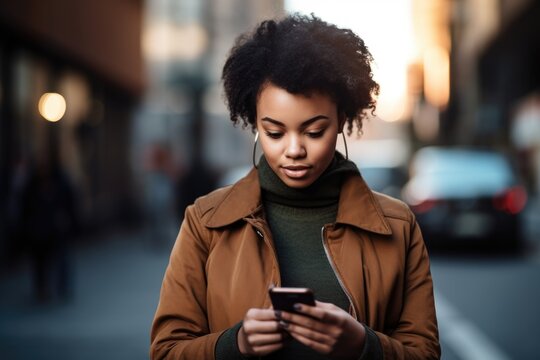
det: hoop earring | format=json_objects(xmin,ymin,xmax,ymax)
[
  {"xmin": 252, "ymin": 132, "xmax": 259, "ymax": 168},
  {"xmin": 341, "ymin": 132, "xmax": 349, "ymax": 160}
]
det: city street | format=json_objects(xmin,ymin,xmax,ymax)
[
  {"xmin": 1, "ymin": 203, "xmax": 539, "ymax": 359},
  {"xmin": 2, "ymin": 0, "xmax": 540, "ymax": 359}
]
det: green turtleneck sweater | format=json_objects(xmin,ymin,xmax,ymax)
[
  {"xmin": 259, "ymin": 153, "xmax": 357, "ymax": 359},
  {"xmin": 215, "ymin": 152, "xmax": 382, "ymax": 360},
  {"xmin": 259, "ymin": 153, "xmax": 355, "ymax": 312}
]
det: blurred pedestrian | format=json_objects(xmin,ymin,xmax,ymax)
[
  {"xmin": 511, "ymin": 92, "xmax": 540, "ymax": 196},
  {"xmin": 174, "ymin": 161, "xmax": 217, "ymax": 221},
  {"xmin": 6, "ymin": 152, "xmax": 32, "ymax": 265},
  {"xmin": 11, "ymin": 151, "xmax": 78, "ymax": 303},
  {"xmin": 151, "ymin": 14, "xmax": 440, "ymax": 359},
  {"xmin": 142, "ymin": 142, "xmax": 177, "ymax": 249}
]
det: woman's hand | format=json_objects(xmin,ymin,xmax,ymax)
[
  {"xmin": 237, "ymin": 307, "xmax": 287, "ymax": 356},
  {"xmin": 278, "ymin": 300, "xmax": 366, "ymax": 360}
]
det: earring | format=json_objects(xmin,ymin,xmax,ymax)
[
  {"xmin": 342, "ymin": 132, "xmax": 349, "ymax": 160},
  {"xmin": 252, "ymin": 132, "xmax": 259, "ymax": 168}
]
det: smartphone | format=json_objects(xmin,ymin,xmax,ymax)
[{"xmin": 269, "ymin": 287, "xmax": 316, "ymax": 313}]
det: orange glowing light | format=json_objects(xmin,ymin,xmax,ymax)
[{"xmin": 38, "ymin": 93, "xmax": 67, "ymax": 122}]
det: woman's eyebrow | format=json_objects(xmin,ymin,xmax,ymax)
[{"xmin": 261, "ymin": 115, "xmax": 330, "ymax": 127}]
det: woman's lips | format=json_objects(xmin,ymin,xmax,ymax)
[{"xmin": 281, "ymin": 165, "xmax": 311, "ymax": 179}]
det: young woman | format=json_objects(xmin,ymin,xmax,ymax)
[{"xmin": 151, "ymin": 14, "xmax": 440, "ymax": 360}]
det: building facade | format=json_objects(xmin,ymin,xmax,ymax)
[{"xmin": 0, "ymin": 0, "xmax": 145, "ymax": 260}]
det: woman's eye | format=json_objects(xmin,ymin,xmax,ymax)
[
  {"xmin": 265, "ymin": 131, "xmax": 283, "ymax": 139},
  {"xmin": 307, "ymin": 130, "xmax": 324, "ymax": 138}
]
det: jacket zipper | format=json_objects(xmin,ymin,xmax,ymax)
[
  {"xmin": 321, "ymin": 225, "xmax": 358, "ymax": 320},
  {"xmin": 254, "ymin": 225, "xmax": 281, "ymax": 288}
]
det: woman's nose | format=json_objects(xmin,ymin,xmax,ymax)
[{"xmin": 285, "ymin": 136, "xmax": 306, "ymax": 158}]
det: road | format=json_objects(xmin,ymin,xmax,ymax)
[
  {"xmin": 1, "ymin": 226, "xmax": 539, "ymax": 359},
  {"xmin": 431, "ymin": 249, "xmax": 540, "ymax": 360}
]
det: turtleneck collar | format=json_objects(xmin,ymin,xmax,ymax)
[{"xmin": 258, "ymin": 152, "xmax": 359, "ymax": 208}]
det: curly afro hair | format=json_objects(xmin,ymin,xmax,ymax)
[{"xmin": 221, "ymin": 14, "xmax": 379, "ymax": 135}]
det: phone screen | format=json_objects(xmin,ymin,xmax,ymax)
[{"xmin": 269, "ymin": 287, "xmax": 315, "ymax": 313}]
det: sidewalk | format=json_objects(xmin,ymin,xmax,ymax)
[{"xmin": 0, "ymin": 229, "xmax": 173, "ymax": 360}]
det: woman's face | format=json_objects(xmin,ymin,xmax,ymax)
[{"xmin": 256, "ymin": 82, "xmax": 342, "ymax": 188}]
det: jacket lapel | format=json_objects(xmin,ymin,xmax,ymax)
[
  {"xmin": 204, "ymin": 168, "xmax": 262, "ymax": 228},
  {"xmin": 336, "ymin": 175, "xmax": 393, "ymax": 235}
]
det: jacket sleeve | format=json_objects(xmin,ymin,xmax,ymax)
[
  {"xmin": 374, "ymin": 217, "xmax": 441, "ymax": 360},
  {"xmin": 150, "ymin": 204, "xmax": 224, "ymax": 359}
]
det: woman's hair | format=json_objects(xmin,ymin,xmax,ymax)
[{"xmin": 221, "ymin": 13, "xmax": 379, "ymax": 135}]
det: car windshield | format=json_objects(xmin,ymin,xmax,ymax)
[{"xmin": 411, "ymin": 150, "xmax": 515, "ymax": 198}]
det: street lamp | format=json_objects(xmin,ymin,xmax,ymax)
[
  {"xmin": 38, "ymin": 92, "xmax": 66, "ymax": 167},
  {"xmin": 38, "ymin": 92, "xmax": 66, "ymax": 122}
]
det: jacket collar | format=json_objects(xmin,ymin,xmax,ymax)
[
  {"xmin": 204, "ymin": 168, "xmax": 262, "ymax": 228},
  {"xmin": 205, "ymin": 167, "xmax": 392, "ymax": 235}
]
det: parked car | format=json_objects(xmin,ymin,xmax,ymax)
[
  {"xmin": 357, "ymin": 165, "xmax": 407, "ymax": 200},
  {"xmin": 349, "ymin": 139, "xmax": 409, "ymax": 199},
  {"xmin": 402, "ymin": 147, "xmax": 527, "ymax": 250}
]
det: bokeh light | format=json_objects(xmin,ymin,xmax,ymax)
[{"xmin": 38, "ymin": 92, "xmax": 67, "ymax": 122}]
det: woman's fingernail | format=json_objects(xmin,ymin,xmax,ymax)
[
  {"xmin": 274, "ymin": 310, "xmax": 282, "ymax": 319},
  {"xmin": 293, "ymin": 303, "xmax": 302, "ymax": 311},
  {"xmin": 279, "ymin": 320, "xmax": 289, "ymax": 328}
]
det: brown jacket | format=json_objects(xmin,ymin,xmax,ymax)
[{"xmin": 151, "ymin": 169, "xmax": 440, "ymax": 359}]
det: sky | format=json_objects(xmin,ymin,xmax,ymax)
[{"xmin": 285, "ymin": 0, "xmax": 416, "ymax": 122}]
